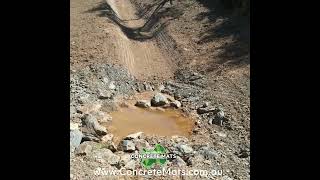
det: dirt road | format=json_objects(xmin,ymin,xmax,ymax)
[{"xmin": 71, "ymin": 0, "xmax": 175, "ymax": 81}]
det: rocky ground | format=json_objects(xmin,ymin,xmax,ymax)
[{"xmin": 70, "ymin": 0, "xmax": 250, "ymax": 179}]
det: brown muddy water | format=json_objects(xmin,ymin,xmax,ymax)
[{"xmin": 106, "ymin": 107, "xmax": 195, "ymax": 143}]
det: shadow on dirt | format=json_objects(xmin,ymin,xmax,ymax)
[
  {"xmin": 85, "ymin": 0, "xmax": 182, "ymax": 41},
  {"xmin": 196, "ymin": 0, "xmax": 250, "ymax": 67}
]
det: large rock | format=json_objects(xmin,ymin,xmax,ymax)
[
  {"xmin": 98, "ymin": 90, "xmax": 113, "ymax": 99},
  {"xmin": 82, "ymin": 132, "xmax": 100, "ymax": 142},
  {"xmin": 135, "ymin": 100, "xmax": 151, "ymax": 108},
  {"xmin": 93, "ymin": 148, "xmax": 120, "ymax": 165},
  {"xmin": 82, "ymin": 114, "xmax": 107, "ymax": 136},
  {"xmin": 151, "ymin": 93, "xmax": 169, "ymax": 106},
  {"xmin": 134, "ymin": 139, "xmax": 151, "ymax": 151},
  {"xmin": 178, "ymin": 144, "xmax": 193, "ymax": 154},
  {"xmin": 70, "ymin": 129, "xmax": 83, "ymax": 149},
  {"xmin": 122, "ymin": 140, "xmax": 135, "ymax": 152},
  {"xmin": 124, "ymin": 160, "xmax": 136, "ymax": 170}
]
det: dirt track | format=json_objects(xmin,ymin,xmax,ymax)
[{"xmin": 71, "ymin": 0, "xmax": 175, "ymax": 81}]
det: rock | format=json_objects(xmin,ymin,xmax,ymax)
[
  {"xmin": 143, "ymin": 82, "xmax": 153, "ymax": 91},
  {"xmin": 75, "ymin": 142, "xmax": 92, "ymax": 155},
  {"xmin": 203, "ymin": 160, "xmax": 211, "ymax": 165},
  {"xmin": 178, "ymin": 144, "xmax": 193, "ymax": 154},
  {"xmin": 94, "ymin": 149, "xmax": 120, "ymax": 165},
  {"xmin": 135, "ymin": 82, "xmax": 145, "ymax": 92},
  {"xmin": 122, "ymin": 140, "xmax": 135, "ymax": 152},
  {"xmin": 125, "ymin": 132, "xmax": 144, "ymax": 140},
  {"xmin": 82, "ymin": 114, "xmax": 107, "ymax": 136},
  {"xmin": 108, "ymin": 81, "xmax": 116, "ymax": 90},
  {"xmin": 160, "ymin": 89, "xmax": 173, "ymax": 95},
  {"xmin": 98, "ymin": 91, "xmax": 112, "ymax": 99},
  {"xmin": 166, "ymin": 95, "xmax": 175, "ymax": 102},
  {"xmin": 103, "ymin": 77, "xmax": 109, "ymax": 84},
  {"xmin": 105, "ymin": 141, "xmax": 117, "ymax": 152},
  {"xmin": 82, "ymin": 132, "xmax": 100, "ymax": 142},
  {"xmin": 170, "ymin": 100, "xmax": 181, "ymax": 108},
  {"xmin": 151, "ymin": 93, "xmax": 169, "ymax": 106},
  {"xmin": 197, "ymin": 107, "xmax": 216, "ymax": 114},
  {"xmin": 157, "ymin": 84, "xmax": 165, "ymax": 91},
  {"xmin": 216, "ymin": 110, "xmax": 225, "ymax": 119},
  {"xmin": 174, "ymin": 93, "xmax": 182, "ymax": 100},
  {"xmin": 237, "ymin": 149, "xmax": 249, "ymax": 158},
  {"xmin": 70, "ymin": 122, "xmax": 79, "ymax": 131},
  {"xmin": 217, "ymin": 132, "xmax": 227, "ymax": 138},
  {"xmin": 119, "ymin": 153, "xmax": 131, "ymax": 166},
  {"xmin": 92, "ymin": 111, "xmax": 112, "ymax": 123},
  {"xmin": 135, "ymin": 100, "xmax": 151, "ymax": 108},
  {"xmin": 192, "ymin": 127, "xmax": 200, "ymax": 134},
  {"xmin": 202, "ymin": 102, "xmax": 210, "ymax": 108},
  {"xmin": 134, "ymin": 139, "xmax": 151, "ymax": 151},
  {"xmin": 101, "ymin": 134, "xmax": 114, "ymax": 142},
  {"xmin": 173, "ymin": 156, "xmax": 186, "ymax": 167},
  {"xmin": 70, "ymin": 129, "xmax": 83, "ymax": 149},
  {"xmin": 199, "ymin": 146, "xmax": 219, "ymax": 159},
  {"xmin": 124, "ymin": 160, "xmax": 136, "ymax": 170}
]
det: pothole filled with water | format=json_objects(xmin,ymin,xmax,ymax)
[{"xmin": 106, "ymin": 106, "xmax": 195, "ymax": 143}]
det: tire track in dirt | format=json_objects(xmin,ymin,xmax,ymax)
[{"xmin": 105, "ymin": 0, "xmax": 174, "ymax": 81}]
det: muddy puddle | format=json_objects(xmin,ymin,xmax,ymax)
[{"xmin": 106, "ymin": 107, "xmax": 194, "ymax": 143}]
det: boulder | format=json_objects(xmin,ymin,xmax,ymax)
[
  {"xmin": 151, "ymin": 93, "xmax": 169, "ymax": 107},
  {"xmin": 178, "ymin": 144, "xmax": 193, "ymax": 154},
  {"xmin": 122, "ymin": 140, "xmax": 135, "ymax": 152},
  {"xmin": 82, "ymin": 114, "xmax": 107, "ymax": 136},
  {"xmin": 70, "ymin": 129, "xmax": 83, "ymax": 149}
]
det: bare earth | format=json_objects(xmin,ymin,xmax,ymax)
[{"xmin": 71, "ymin": 0, "xmax": 175, "ymax": 81}]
